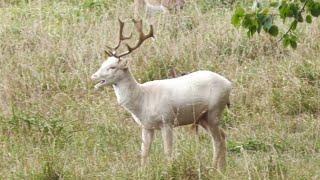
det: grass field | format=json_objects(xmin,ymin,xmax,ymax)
[{"xmin": 0, "ymin": 0, "xmax": 319, "ymax": 179}]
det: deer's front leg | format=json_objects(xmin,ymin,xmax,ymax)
[
  {"xmin": 141, "ymin": 128, "xmax": 154, "ymax": 166},
  {"xmin": 161, "ymin": 123, "xmax": 173, "ymax": 161}
]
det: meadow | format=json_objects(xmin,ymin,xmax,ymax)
[{"xmin": 0, "ymin": 0, "xmax": 319, "ymax": 179}]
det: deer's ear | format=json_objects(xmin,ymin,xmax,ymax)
[{"xmin": 118, "ymin": 58, "xmax": 129, "ymax": 70}]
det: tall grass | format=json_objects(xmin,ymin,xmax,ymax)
[{"xmin": 0, "ymin": 0, "xmax": 319, "ymax": 179}]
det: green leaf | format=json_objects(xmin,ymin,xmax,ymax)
[
  {"xmin": 242, "ymin": 13, "xmax": 260, "ymax": 37},
  {"xmin": 242, "ymin": 14, "xmax": 251, "ymax": 28},
  {"xmin": 231, "ymin": 6, "xmax": 246, "ymax": 27},
  {"xmin": 257, "ymin": 13, "xmax": 269, "ymax": 33},
  {"xmin": 279, "ymin": 2, "xmax": 300, "ymax": 20},
  {"xmin": 263, "ymin": 15, "xmax": 273, "ymax": 31},
  {"xmin": 291, "ymin": 20, "xmax": 298, "ymax": 31},
  {"xmin": 231, "ymin": 15, "xmax": 241, "ymax": 27},
  {"xmin": 268, "ymin": 25, "xmax": 279, "ymax": 36},
  {"xmin": 306, "ymin": 0, "xmax": 315, "ymax": 10},
  {"xmin": 306, "ymin": 15, "xmax": 312, "ymax": 23},
  {"xmin": 279, "ymin": 2, "xmax": 289, "ymax": 19},
  {"xmin": 235, "ymin": 6, "xmax": 245, "ymax": 16},
  {"xmin": 290, "ymin": 40, "xmax": 297, "ymax": 49},
  {"xmin": 242, "ymin": 14, "xmax": 258, "ymax": 28},
  {"xmin": 289, "ymin": 3, "xmax": 299, "ymax": 17},
  {"xmin": 257, "ymin": 24, "xmax": 262, "ymax": 33},
  {"xmin": 310, "ymin": 3, "xmax": 320, "ymax": 17},
  {"xmin": 283, "ymin": 35, "xmax": 291, "ymax": 47},
  {"xmin": 282, "ymin": 34, "xmax": 298, "ymax": 48},
  {"xmin": 297, "ymin": 13, "xmax": 304, "ymax": 22},
  {"xmin": 247, "ymin": 26, "xmax": 257, "ymax": 37},
  {"xmin": 290, "ymin": 34, "xmax": 298, "ymax": 41}
]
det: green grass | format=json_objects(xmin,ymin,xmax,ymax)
[{"xmin": 0, "ymin": 0, "xmax": 319, "ymax": 179}]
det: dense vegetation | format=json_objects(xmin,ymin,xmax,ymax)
[
  {"xmin": 232, "ymin": 0, "xmax": 320, "ymax": 48},
  {"xmin": 0, "ymin": 0, "xmax": 319, "ymax": 179}
]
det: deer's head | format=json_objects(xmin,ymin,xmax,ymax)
[{"xmin": 91, "ymin": 19, "xmax": 154, "ymax": 90}]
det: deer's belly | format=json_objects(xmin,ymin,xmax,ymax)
[
  {"xmin": 130, "ymin": 102, "xmax": 208, "ymax": 129},
  {"xmin": 173, "ymin": 104, "xmax": 208, "ymax": 126}
]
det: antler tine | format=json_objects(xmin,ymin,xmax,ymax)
[
  {"xmin": 105, "ymin": 19, "xmax": 132, "ymax": 55},
  {"xmin": 117, "ymin": 19, "xmax": 154, "ymax": 58},
  {"xmin": 114, "ymin": 19, "xmax": 132, "ymax": 50},
  {"xmin": 104, "ymin": 49, "xmax": 113, "ymax": 57}
]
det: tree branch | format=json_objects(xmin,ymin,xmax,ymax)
[
  {"xmin": 278, "ymin": 0, "xmax": 309, "ymax": 42},
  {"xmin": 278, "ymin": 0, "xmax": 309, "ymax": 43}
]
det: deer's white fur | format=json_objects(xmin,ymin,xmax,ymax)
[
  {"xmin": 134, "ymin": 0, "xmax": 185, "ymax": 15},
  {"xmin": 91, "ymin": 56, "xmax": 232, "ymax": 170}
]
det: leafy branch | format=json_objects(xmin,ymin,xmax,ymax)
[
  {"xmin": 231, "ymin": 0, "xmax": 320, "ymax": 49},
  {"xmin": 278, "ymin": 0, "xmax": 308, "ymax": 42}
]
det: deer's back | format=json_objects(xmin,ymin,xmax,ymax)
[
  {"xmin": 142, "ymin": 70, "xmax": 231, "ymax": 96},
  {"xmin": 139, "ymin": 71, "xmax": 231, "ymax": 126}
]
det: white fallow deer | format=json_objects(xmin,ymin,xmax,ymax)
[
  {"xmin": 91, "ymin": 19, "xmax": 232, "ymax": 170},
  {"xmin": 134, "ymin": 0, "xmax": 185, "ymax": 15}
]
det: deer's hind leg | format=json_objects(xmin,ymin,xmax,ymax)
[{"xmin": 199, "ymin": 108, "xmax": 227, "ymax": 170}]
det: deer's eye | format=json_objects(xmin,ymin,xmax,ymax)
[{"xmin": 109, "ymin": 67, "xmax": 116, "ymax": 69}]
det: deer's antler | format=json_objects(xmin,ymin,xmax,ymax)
[
  {"xmin": 105, "ymin": 18, "xmax": 132, "ymax": 56},
  {"xmin": 116, "ymin": 19, "xmax": 154, "ymax": 58}
]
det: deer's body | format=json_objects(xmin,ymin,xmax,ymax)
[
  {"xmin": 91, "ymin": 19, "xmax": 231, "ymax": 170},
  {"xmin": 134, "ymin": 0, "xmax": 185, "ymax": 14},
  {"xmin": 115, "ymin": 69, "xmax": 231, "ymax": 130}
]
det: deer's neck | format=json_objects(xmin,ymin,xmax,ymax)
[{"xmin": 112, "ymin": 70, "xmax": 143, "ymax": 112}]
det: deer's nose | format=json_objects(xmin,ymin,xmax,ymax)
[{"xmin": 91, "ymin": 74, "xmax": 98, "ymax": 80}]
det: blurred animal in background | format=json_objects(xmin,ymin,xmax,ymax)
[{"xmin": 134, "ymin": 0, "xmax": 185, "ymax": 16}]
